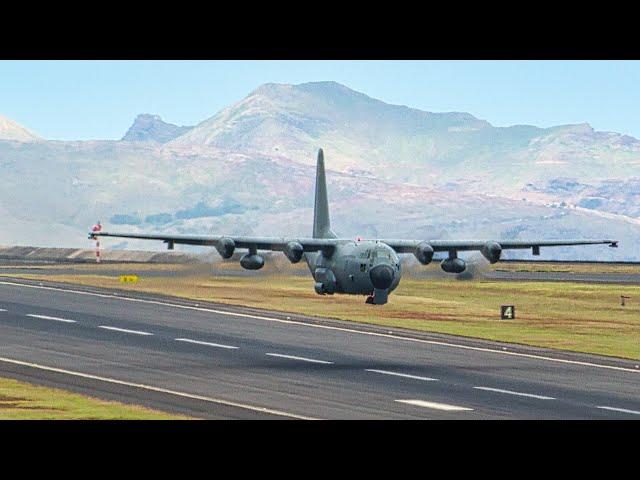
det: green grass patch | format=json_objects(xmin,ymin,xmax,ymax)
[{"xmin": 0, "ymin": 376, "xmax": 190, "ymax": 419}]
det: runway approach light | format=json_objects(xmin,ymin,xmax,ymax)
[{"xmin": 621, "ymin": 295, "xmax": 630, "ymax": 306}]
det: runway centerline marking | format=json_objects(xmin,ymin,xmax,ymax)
[
  {"xmin": 0, "ymin": 355, "xmax": 317, "ymax": 420},
  {"xmin": 98, "ymin": 326, "xmax": 153, "ymax": 336},
  {"xmin": 366, "ymin": 369, "xmax": 439, "ymax": 382},
  {"xmin": 2, "ymin": 280, "xmax": 638, "ymax": 375},
  {"xmin": 596, "ymin": 406, "xmax": 640, "ymax": 416},
  {"xmin": 474, "ymin": 386, "xmax": 556, "ymax": 400},
  {"xmin": 265, "ymin": 353, "xmax": 334, "ymax": 364},
  {"xmin": 175, "ymin": 338, "xmax": 239, "ymax": 350},
  {"xmin": 26, "ymin": 314, "xmax": 76, "ymax": 324},
  {"xmin": 0, "ymin": 308, "xmax": 7, "ymax": 312},
  {"xmin": 396, "ymin": 399, "xmax": 474, "ymax": 412}
]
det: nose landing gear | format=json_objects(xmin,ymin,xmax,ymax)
[{"xmin": 365, "ymin": 288, "xmax": 389, "ymax": 305}]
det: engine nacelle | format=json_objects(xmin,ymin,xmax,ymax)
[
  {"xmin": 283, "ymin": 241, "xmax": 304, "ymax": 263},
  {"xmin": 240, "ymin": 253, "xmax": 264, "ymax": 270},
  {"xmin": 313, "ymin": 267, "xmax": 336, "ymax": 295},
  {"xmin": 414, "ymin": 242, "xmax": 434, "ymax": 265},
  {"xmin": 215, "ymin": 237, "xmax": 235, "ymax": 259},
  {"xmin": 441, "ymin": 258, "xmax": 466, "ymax": 273},
  {"xmin": 481, "ymin": 241, "xmax": 502, "ymax": 264}
]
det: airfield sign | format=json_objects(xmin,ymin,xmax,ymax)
[
  {"xmin": 501, "ymin": 305, "xmax": 515, "ymax": 320},
  {"xmin": 119, "ymin": 275, "xmax": 139, "ymax": 283}
]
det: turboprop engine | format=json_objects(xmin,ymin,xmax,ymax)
[
  {"xmin": 313, "ymin": 267, "xmax": 337, "ymax": 295},
  {"xmin": 240, "ymin": 253, "xmax": 265, "ymax": 270},
  {"xmin": 414, "ymin": 242, "xmax": 434, "ymax": 265},
  {"xmin": 215, "ymin": 237, "xmax": 235, "ymax": 259},
  {"xmin": 481, "ymin": 241, "xmax": 502, "ymax": 264},
  {"xmin": 283, "ymin": 241, "xmax": 304, "ymax": 263},
  {"xmin": 441, "ymin": 257, "xmax": 466, "ymax": 273}
]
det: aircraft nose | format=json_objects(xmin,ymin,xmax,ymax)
[{"xmin": 370, "ymin": 264, "xmax": 395, "ymax": 290}]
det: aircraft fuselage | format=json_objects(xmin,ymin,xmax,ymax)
[{"xmin": 305, "ymin": 240, "xmax": 402, "ymax": 299}]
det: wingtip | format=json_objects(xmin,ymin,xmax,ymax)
[{"xmin": 317, "ymin": 148, "xmax": 324, "ymax": 163}]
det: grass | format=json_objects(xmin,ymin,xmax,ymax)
[
  {"xmin": 4, "ymin": 262, "xmax": 639, "ymax": 360},
  {"xmin": 0, "ymin": 376, "xmax": 189, "ymax": 419}
]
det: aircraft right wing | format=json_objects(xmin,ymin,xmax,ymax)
[
  {"xmin": 380, "ymin": 238, "xmax": 618, "ymax": 262},
  {"xmin": 88, "ymin": 231, "xmax": 339, "ymax": 259}
]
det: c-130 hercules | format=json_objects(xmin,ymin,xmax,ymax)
[{"xmin": 90, "ymin": 149, "xmax": 618, "ymax": 305}]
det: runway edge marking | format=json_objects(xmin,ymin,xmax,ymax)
[
  {"xmin": 0, "ymin": 355, "xmax": 318, "ymax": 420},
  {"xmin": 1, "ymin": 280, "xmax": 638, "ymax": 375}
]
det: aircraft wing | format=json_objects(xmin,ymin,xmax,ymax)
[
  {"xmin": 89, "ymin": 231, "xmax": 618, "ymax": 259},
  {"xmin": 88, "ymin": 231, "xmax": 338, "ymax": 255},
  {"xmin": 381, "ymin": 238, "xmax": 619, "ymax": 254}
]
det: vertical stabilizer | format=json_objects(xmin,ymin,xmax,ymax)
[{"xmin": 313, "ymin": 149, "xmax": 336, "ymax": 239}]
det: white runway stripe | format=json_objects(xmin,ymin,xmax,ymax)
[
  {"xmin": 474, "ymin": 386, "xmax": 556, "ymax": 400},
  {"xmin": 0, "ymin": 308, "xmax": 7, "ymax": 312},
  {"xmin": 26, "ymin": 314, "xmax": 76, "ymax": 323},
  {"xmin": 396, "ymin": 399, "xmax": 474, "ymax": 411},
  {"xmin": 0, "ymin": 355, "xmax": 316, "ymax": 420},
  {"xmin": 175, "ymin": 338, "xmax": 238, "ymax": 349},
  {"xmin": 98, "ymin": 326, "xmax": 153, "ymax": 336},
  {"xmin": 265, "ymin": 353, "xmax": 333, "ymax": 364},
  {"xmin": 366, "ymin": 369, "xmax": 438, "ymax": 381},
  {"xmin": 596, "ymin": 406, "xmax": 640, "ymax": 416}
]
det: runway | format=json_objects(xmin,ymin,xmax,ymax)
[{"xmin": 0, "ymin": 277, "xmax": 639, "ymax": 419}]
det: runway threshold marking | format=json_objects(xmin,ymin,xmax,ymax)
[
  {"xmin": 395, "ymin": 399, "xmax": 474, "ymax": 412},
  {"xmin": 26, "ymin": 314, "xmax": 76, "ymax": 324},
  {"xmin": 596, "ymin": 406, "xmax": 640, "ymax": 416},
  {"xmin": 474, "ymin": 386, "xmax": 556, "ymax": 400},
  {"xmin": 0, "ymin": 355, "xmax": 318, "ymax": 420},
  {"xmin": 366, "ymin": 369, "xmax": 439, "ymax": 382},
  {"xmin": 2, "ymin": 280, "xmax": 639, "ymax": 375},
  {"xmin": 175, "ymin": 338, "xmax": 239, "ymax": 350},
  {"xmin": 265, "ymin": 353, "xmax": 334, "ymax": 364},
  {"xmin": 98, "ymin": 326, "xmax": 153, "ymax": 336}
]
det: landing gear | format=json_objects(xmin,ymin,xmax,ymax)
[{"xmin": 365, "ymin": 289, "xmax": 389, "ymax": 305}]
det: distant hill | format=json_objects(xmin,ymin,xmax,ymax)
[
  {"xmin": 169, "ymin": 82, "xmax": 640, "ymax": 190},
  {"xmin": 122, "ymin": 114, "xmax": 193, "ymax": 143},
  {"xmin": 0, "ymin": 114, "xmax": 41, "ymax": 142},
  {"xmin": 1, "ymin": 82, "xmax": 639, "ymax": 260}
]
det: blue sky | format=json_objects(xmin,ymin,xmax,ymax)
[{"xmin": 1, "ymin": 60, "xmax": 638, "ymax": 140}]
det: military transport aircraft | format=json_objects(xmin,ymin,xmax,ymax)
[{"xmin": 90, "ymin": 149, "xmax": 618, "ymax": 304}]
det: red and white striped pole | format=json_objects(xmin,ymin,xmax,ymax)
[{"xmin": 92, "ymin": 221, "xmax": 102, "ymax": 263}]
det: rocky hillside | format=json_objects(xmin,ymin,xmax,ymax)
[
  {"xmin": 1, "ymin": 81, "xmax": 639, "ymax": 260},
  {"xmin": 0, "ymin": 114, "xmax": 41, "ymax": 142},
  {"xmin": 122, "ymin": 114, "xmax": 193, "ymax": 143}
]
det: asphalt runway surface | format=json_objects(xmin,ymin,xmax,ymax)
[{"xmin": 0, "ymin": 276, "xmax": 639, "ymax": 419}]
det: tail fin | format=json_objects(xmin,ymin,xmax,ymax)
[{"xmin": 313, "ymin": 148, "xmax": 336, "ymax": 239}]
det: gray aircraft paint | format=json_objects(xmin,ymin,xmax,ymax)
[{"xmin": 90, "ymin": 149, "xmax": 618, "ymax": 305}]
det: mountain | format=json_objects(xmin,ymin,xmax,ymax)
[
  {"xmin": 169, "ymin": 82, "xmax": 640, "ymax": 191},
  {"xmin": 0, "ymin": 114, "xmax": 41, "ymax": 142},
  {"xmin": 122, "ymin": 114, "xmax": 194, "ymax": 143},
  {"xmin": 1, "ymin": 82, "xmax": 639, "ymax": 260}
]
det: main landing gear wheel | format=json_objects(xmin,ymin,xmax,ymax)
[{"xmin": 365, "ymin": 295, "xmax": 374, "ymax": 304}]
